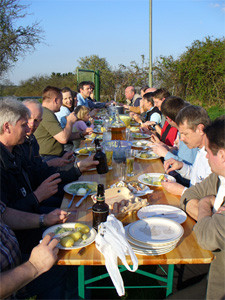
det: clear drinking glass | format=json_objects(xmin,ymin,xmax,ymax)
[{"xmin": 125, "ymin": 149, "xmax": 136, "ymax": 177}]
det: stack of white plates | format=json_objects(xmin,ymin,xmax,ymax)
[{"xmin": 125, "ymin": 217, "xmax": 184, "ymax": 256}]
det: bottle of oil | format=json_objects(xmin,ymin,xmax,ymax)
[
  {"xmin": 92, "ymin": 184, "xmax": 109, "ymax": 231},
  {"xmin": 94, "ymin": 139, "xmax": 109, "ymax": 174}
]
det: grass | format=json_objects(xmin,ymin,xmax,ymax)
[{"xmin": 206, "ymin": 105, "xmax": 225, "ymax": 120}]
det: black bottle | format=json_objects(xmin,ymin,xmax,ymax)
[
  {"xmin": 92, "ymin": 184, "xmax": 109, "ymax": 231},
  {"xmin": 93, "ymin": 139, "xmax": 108, "ymax": 174}
]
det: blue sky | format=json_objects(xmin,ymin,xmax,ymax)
[{"xmin": 4, "ymin": 0, "xmax": 225, "ymax": 85}]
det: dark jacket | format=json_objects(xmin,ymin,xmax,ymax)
[
  {"xmin": 0, "ymin": 142, "xmax": 41, "ymax": 213},
  {"xmin": 141, "ymin": 106, "xmax": 161, "ymax": 123},
  {"xmin": 19, "ymin": 134, "xmax": 82, "ymax": 189}
]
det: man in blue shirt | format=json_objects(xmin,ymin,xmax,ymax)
[{"xmin": 77, "ymin": 81, "xmax": 110, "ymax": 109}]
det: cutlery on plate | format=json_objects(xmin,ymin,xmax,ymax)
[
  {"xmin": 75, "ymin": 189, "xmax": 92, "ymax": 208},
  {"xmin": 151, "ymin": 212, "xmax": 179, "ymax": 218},
  {"xmin": 53, "ymin": 230, "xmax": 76, "ymax": 239},
  {"xmin": 67, "ymin": 192, "xmax": 77, "ymax": 209}
]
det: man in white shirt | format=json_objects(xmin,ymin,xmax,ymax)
[{"xmin": 162, "ymin": 105, "xmax": 212, "ymax": 195}]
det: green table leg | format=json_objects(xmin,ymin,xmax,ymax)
[
  {"xmin": 78, "ymin": 265, "xmax": 85, "ymax": 299},
  {"xmin": 166, "ymin": 265, "xmax": 174, "ymax": 297}
]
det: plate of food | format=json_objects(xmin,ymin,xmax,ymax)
[
  {"xmin": 85, "ymin": 133, "xmax": 103, "ymax": 141},
  {"xmin": 110, "ymin": 181, "xmax": 153, "ymax": 197},
  {"xmin": 130, "ymin": 121, "xmax": 140, "ymax": 127},
  {"xmin": 138, "ymin": 173, "xmax": 176, "ymax": 187},
  {"xmin": 135, "ymin": 150, "xmax": 160, "ymax": 160},
  {"xmin": 93, "ymin": 127, "xmax": 103, "ymax": 134},
  {"xmin": 137, "ymin": 204, "xmax": 187, "ymax": 224},
  {"xmin": 131, "ymin": 140, "xmax": 150, "ymax": 148},
  {"xmin": 130, "ymin": 126, "xmax": 140, "ymax": 132},
  {"xmin": 75, "ymin": 147, "xmax": 96, "ymax": 155},
  {"xmin": 64, "ymin": 181, "xmax": 98, "ymax": 195},
  {"xmin": 42, "ymin": 223, "xmax": 96, "ymax": 250},
  {"xmin": 131, "ymin": 132, "xmax": 151, "ymax": 139}
]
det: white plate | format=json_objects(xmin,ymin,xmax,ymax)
[
  {"xmin": 138, "ymin": 173, "xmax": 176, "ymax": 187},
  {"xmin": 125, "ymin": 225, "xmax": 181, "ymax": 249},
  {"xmin": 64, "ymin": 181, "xmax": 97, "ymax": 195},
  {"xmin": 132, "ymin": 244, "xmax": 176, "ymax": 256},
  {"xmin": 131, "ymin": 133, "xmax": 151, "ymax": 139},
  {"xmin": 131, "ymin": 140, "xmax": 150, "ymax": 148},
  {"xmin": 137, "ymin": 205, "xmax": 187, "ymax": 224},
  {"xmin": 135, "ymin": 151, "xmax": 160, "ymax": 160},
  {"xmin": 42, "ymin": 223, "xmax": 96, "ymax": 250},
  {"xmin": 128, "ymin": 217, "xmax": 184, "ymax": 245},
  {"xmin": 75, "ymin": 147, "xmax": 96, "ymax": 155}
]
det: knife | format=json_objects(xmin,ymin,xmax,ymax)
[
  {"xmin": 67, "ymin": 191, "xmax": 77, "ymax": 209},
  {"xmin": 75, "ymin": 190, "xmax": 91, "ymax": 208}
]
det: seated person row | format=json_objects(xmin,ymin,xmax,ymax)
[
  {"xmin": 135, "ymin": 91, "xmax": 179, "ymax": 147},
  {"xmin": 178, "ymin": 116, "xmax": 225, "ymax": 300},
  {"xmin": 0, "ymin": 98, "xmax": 98, "ymax": 252},
  {"xmin": 152, "ymin": 96, "xmax": 198, "ymax": 166},
  {"xmin": 34, "ymin": 86, "xmax": 89, "ymax": 161},
  {"xmin": 161, "ymin": 105, "xmax": 212, "ymax": 195}
]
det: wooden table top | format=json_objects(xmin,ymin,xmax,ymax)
[{"xmin": 58, "ymin": 139, "xmax": 213, "ymax": 266}]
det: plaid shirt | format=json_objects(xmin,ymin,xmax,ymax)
[{"xmin": 0, "ymin": 201, "xmax": 21, "ymax": 272}]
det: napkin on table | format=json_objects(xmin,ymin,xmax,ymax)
[{"xmin": 95, "ymin": 215, "xmax": 138, "ymax": 296}]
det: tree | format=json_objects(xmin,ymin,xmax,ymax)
[
  {"xmin": 153, "ymin": 37, "xmax": 225, "ymax": 107},
  {"xmin": 77, "ymin": 55, "xmax": 116, "ymax": 100},
  {"xmin": 0, "ymin": 0, "xmax": 43, "ymax": 76}
]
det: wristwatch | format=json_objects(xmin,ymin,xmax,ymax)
[{"xmin": 39, "ymin": 214, "xmax": 45, "ymax": 228}]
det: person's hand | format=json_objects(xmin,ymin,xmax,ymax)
[
  {"xmin": 164, "ymin": 158, "xmax": 183, "ymax": 173},
  {"xmin": 46, "ymin": 152, "xmax": 74, "ymax": 167},
  {"xmin": 29, "ymin": 235, "xmax": 59, "ymax": 276},
  {"xmin": 150, "ymin": 134, "xmax": 161, "ymax": 144},
  {"xmin": 216, "ymin": 204, "xmax": 225, "ymax": 214},
  {"xmin": 82, "ymin": 127, "xmax": 93, "ymax": 136},
  {"xmin": 67, "ymin": 112, "xmax": 77, "ymax": 124},
  {"xmin": 161, "ymin": 181, "xmax": 185, "ymax": 196},
  {"xmin": 77, "ymin": 154, "xmax": 99, "ymax": 172},
  {"xmin": 152, "ymin": 144, "xmax": 168, "ymax": 157},
  {"xmin": 199, "ymin": 195, "xmax": 216, "ymax": 207},
  {"xmin": 140, "ymin": 127, "xmax": 151, "ymax": 134},
  {"xmin": 34, "ymin": 173, "xmax": 61, "ymax": 202},
  {"xmin": 44, "ymin": 209, "xmax": 69, "ymax": 226},
  {"xmin": 144, "ymin": 121, "xmax": 156, "ymax": 127},
  {"xmin": 123, "ymin": 104, "xmax": 129, "ymax": 109}
]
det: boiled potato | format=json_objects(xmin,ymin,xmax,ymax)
[
  {"xmin": 74, "ymin": 223, "xmax": 90, "ymax": 234},
  {"xmin": 79, "ymin": 148, "xmax": 88, "ymax": 154},
  {"xmin": 82, "ymin": 234, "xmax": 88, "ymax": 241},
  {"xmin": 140, "ymin": 153, "xmax": 148, "ymax": 158},
  {"xmin": 60, "ymin": 236, "xmax": 74, "ymax": 248},
  {"xmin": 159, "ymin": 175, "xmax": 165, "ymax": 181},
  {"xmin": 70, "ymin": 231, "xmax": 82, "ymax": 242}
]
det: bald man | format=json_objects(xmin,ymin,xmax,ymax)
[{"xmin": 124, "ymin": 87, "xmax": 156, "ymax": 114}]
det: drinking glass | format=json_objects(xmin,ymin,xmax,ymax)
[{"xmin": 125, "ymin": 149, "xmax": 136, "ymax": 177}]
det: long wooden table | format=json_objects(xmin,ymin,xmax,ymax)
[{"xmin": 59, "ymin": 139, "xmax": 213, "ymax": 298}]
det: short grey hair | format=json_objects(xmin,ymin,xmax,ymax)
[
  {"xmin": 23, "ymin": 99, "xmax": 43, "ymax": 114},
  {"xmin": 0, "ymin": 97, "xmax": 30, "ymax": 134}
]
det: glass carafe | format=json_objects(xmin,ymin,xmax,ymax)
[{"xmin": 110, "ymin": 110, "xmax": 126, "ymax": 140}]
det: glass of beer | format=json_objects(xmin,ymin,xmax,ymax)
[
  {"xmin": 125, "ymin": 149, "xmax": 135, "ymax": 177},
  {"xmin": 103, "ymin": 144, "xmax": 113, "ymax": 167}
]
